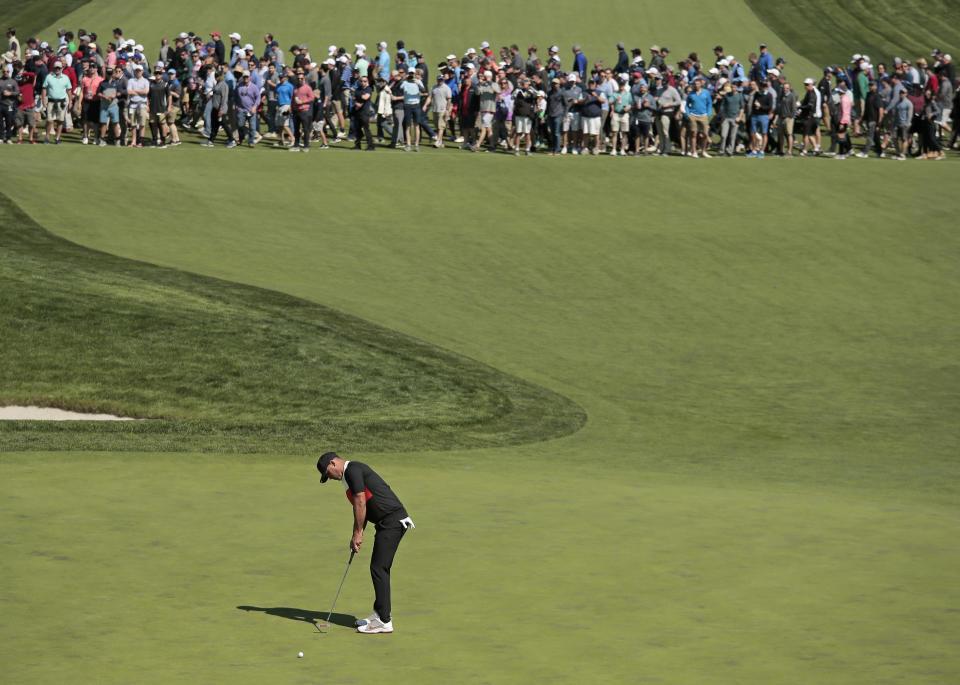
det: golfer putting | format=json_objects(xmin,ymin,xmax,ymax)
[{"xmin": 317, "ymin": 452, "xmax": 414, "ymax": 634}]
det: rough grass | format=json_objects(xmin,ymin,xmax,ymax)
[
  {"xmin": 0, "ymin": 192, "xmax": 585, "ymax": 453},
  {"xmin": 0, "ymin": 0, "xmax": 90, "ymax": 43},
  {"xmin": 746, "ymin": 0, "xmax": 960, "ymax": 67}
]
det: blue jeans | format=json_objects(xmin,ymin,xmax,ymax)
[
  {"xmin": 202, "ymin": 97, "xmax": 213, "ymax": 138},
  {"xmin": 240, "ymin": 111, "xmax": 257, "ymax": 144},
  {"xmin": 549, "ymin": 115, "xmax": 564, "ymax": 152}
]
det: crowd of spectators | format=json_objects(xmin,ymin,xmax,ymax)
[{"xmin": 2, "ymin": 25, "xmax": 957, "ymax": 159}]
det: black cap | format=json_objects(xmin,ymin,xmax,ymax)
[
  {"xmin": 317, "ymin": 452, "xmax": 338, "ymax": 482},
  {"xmin": 714, "ymin": 45, "xmax": 723, "ymax": 52}
]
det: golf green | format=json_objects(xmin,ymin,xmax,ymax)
[{"xmin": 2, "ymin": 1, "xmax": 960, "ymax": 682}]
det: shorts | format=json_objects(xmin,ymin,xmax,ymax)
[
  {"xmin": 631, "ymin": 120, "xmax": 651, "ymax": 138},
  {"xmin": 563, "ymin": 111, "xmax": 580, "ymax": 132},
  {"xmin": 433, "ymin": 109, "xmax": 449, "ymax": 128},
  {"xmin": 800, "ymin": 117, "xmax": 817, "ymax": 136},
  {"xmin": 99, "ymin": 105, "xmax": 119, "ymax": 124},
  {"xmin": 750, "ymin": 114, "xmax": 770, "ymax": 135},
  {"xmin": 610, "ymin": 112, "xmax": 629, "ymax": 132},
  {"xmin": 778, "ymin": 117, "xmax": 795, "ymax": 137},
  {"xmin": 479, "ymin": 111, "xmax": 494, "ymax": 128},
  {"xmin": 581, "ymin": 115, "xmax": 601, "ymax": 135},
  {"xmin": 895, "ymin": 124, "xmax": 910, "ymax": 140},
  {"xmin": 15, "ymin": 108, "xmax": 36, "ymax": 127},
  {"xmin": 514, "ymin": 116, "xmax": 532, "ymax": 134},
  {"xmin": 165, "ymin": 110, "xmax": 177, "ymax": 125},
  {"xmin": 82, "ymin": 100, "xmax": 100, "ymax": 123},
  {"xmin": 149, "ymin": 111, "xmax": 166, "ymax": 125},
  {"xmin": 128, "ymin": 105, "xmax": 148, "ymax": 128},
  {"xmin": 687, "ymin": 114, "xmax": 709, "ymax": 134},
  {"xmin": 46, "ymin": 100, "xmax": 68, "ymax": 122},
  {"xmin": 276, "ymin": 104, "xmax": 291, "ymax": 128}
]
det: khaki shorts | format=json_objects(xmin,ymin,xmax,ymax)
[
  {"xmin": 581, "ymin": 115, "xmax": 601, "ymax": 135},
  {"xmin": 149, "ymin": 111, "xmax": 166, "ymax": 125},
  {"xmin": 46, "ymin": 100, "xmax": 68, "ymax": 122},
  {"xmin": 479, "ymin": 111, "xmax": 494, "ymax": 128},
  {"xmin": 687, "ymin": 114, "xmax": 709, "ymax": 134},
  {"xmin": 165, "ymin": 110, "xmax": 177, "ymax": 125},
  {"xmin": 778, "ymin": 117, "xmax": 794, "ymax": 136},
  {"xmin": 610, "ymin": 112, "xmax": 629, "ymax": 132},
  {"xmin": 433, "ymin": 109, "xmax": 449, "ymax": 128},
  {"xmin": 128, "ymin": 105, "xmax": 149, "ymax": 128},
  {"xmin": 514, "ymin": 115, "xmax": 532, "ymax": 134}
]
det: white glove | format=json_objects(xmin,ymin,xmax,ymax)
[{"xmin": 400, "ymin": 517, "xmax": 415, "ymax": 530}]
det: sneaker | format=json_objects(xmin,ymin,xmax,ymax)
[
  {"xmin": 757, "ymin": 151, "xmax": 764, "ymax": 158},
  {"xmin": 856, "ymin": 152, "xmax": 868, "ymax": 158},
  {"xmin": 571, "ymin": 149, "xmax": 579, "ymax": 155},
  {"xmin": 82, "ymin": 137, "xmax": 88, "ymax": 145},
  {"xmin": 896, "ymin": 154, "xmax": 906, "ymax": 160},
  {"xmin": 254, "ymin": 132, "xmax": 263, "ymax": 143},
  {"xmin": 300, "ymin": 146, "xmax": 309, "ymax": 153},
  {"xmin": 414, "ymin": 144, "xmax": 419, "ymax": 152},
  {"xmin": 746, "ymin": 151, "xmax": 756, "ymax": 158},
  {"xmin": 835, "ymin": 154, "xmax": 846, "ymax": 160},
  {"xmin": 404, "ymin": 145, "xmax": 411, "ymax": 151},
  {"xmin": 320, "ymin": 144, "xmax": 329, "ymax": 149},
  {"xmin": 225, "ymin": 141, "xmax": 236, "ymax": 149},
  {"xmin": 288, "ymin": 146, "xmax": 300, "ymax": 152},
  {"xmin": 355, "ymin": 612, "xmax": 380, "ymax": 627},
  {"xmin": 691, "ymin": 151, "xmax": 699, "ymax": 158},
  {"xmin": 454, "ymin": 136, "xmax": 464, "ymax": 143},
  {"xmin": 701, "ymin": 151, "xmax": 711, "ymax": 158},
  {"xmin": 560, "ymin": 148, "xmax": 567, "ymax": 155},
  {"xmin": 799, "ymin": 150, "xmax": 807, "ymax": 156},
  {"xmin": 525, "ymin": 149, "xmax": 531, "ymax": 156},
  {"xmin": 357, "ymin": 617, "xmax": 393, "ymax": 634},
  {"xmin": 98, "ymin": 140, "xmax": 107, "ymax": 147}
]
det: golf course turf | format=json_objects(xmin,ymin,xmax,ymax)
[{"xmin": 2, "ymin": 2, "xmax": 960, "ymax": 683}]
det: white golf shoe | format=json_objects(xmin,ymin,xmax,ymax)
[
  {"xmin": 355, "ymin": 612, "xmax": 379, "ymax": 627},
  {"xmin": 357, "ymin": 617, "xmax": 393, "ymax": 634}
]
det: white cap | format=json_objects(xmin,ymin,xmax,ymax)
[
  {"xmin": 355, "ymin": 43, "xmax": 366, "ymax": 54},
  {"xmin": 178, "ymin": 32, "xmax": 188, "ymax": 39},
  {"xmin": 718, "ymin": 58, "xmax": 729, "ymax": 66},
  {"xmin": 464, "ymin": 62, "xmax": 475, "ymax": 70},
  {"xmin": 727, "ymin": 55, "xmax": 735, "ymax": 62},
  {"xmin": 40, "ymin": 41, "xmax": 49, "ymax": 48},
  {"xmin": 242, "ymin": 43, "xmax": 252, "ymax": 51},
  {"xmin": 328, "ymin": 45, "xmax": 337, "ymax": 55},
  {"xmin": 134, "ymin": 44, "xmax": 144, "ymax": 52},
  {"xmin": 718, "ymin": 77, "xmax": 728, "ymax": 85},
  {"xmin": 862, "ymin": 54, "xmax": 870, "ymax": 62},
  {"xmin": 466, "ymin": 47, "xmax": 476, "ymax": 54},
  {"xmin": 943, "ymin": 54, "xmax": 952, "ymax": 61},
  {"xmin": 154, "ymin": 60, "xmax": 164, "ymax": 68},
  {"xmin": 324, "ymin": 58, "xmax": 335, "ymax": 66},
  {"xmin": 484, "ymin": 70, "xmax": 492, "ymax": 78},
  {"xmin": 566, "ymin": 73, "xmax": 576, "ymax": 82},
  {"xmin": 549, "ymin": 45, "xmax": 559, "ymax": 52},
  {"xmin": 337, "ymin": 55, "xmax": 348, "ymax": 63},
  {"xmin": 480, "ymin": 41, "xmax": 489, "ymax": 49},
  {"xmin": 228, "ymin": 32, "xmax": 241, "ymax": 41},
  {"xmin": 709, "ymin": 67, "xmax": 719, "ymax": 75},
  {"xmin": 133, "ymin": 63, "xmax": 143, "ymax": 70},
  {"xmin": 646, "ymin": 67, "xmax": 659, "ymax": 75},
  {"xmin": 803, "ymin": 77, "xmax": 815, "ymax": 85},
  {"xmin": 309, "ymin": 62, "xmax": 317, "ymax": 68},
  {"xmin": 851, "ymin": 53, "xmax": 861, "ymax": 63},
  {"xmin": 29, "ymin": 49, "xmax": 39, "ymax": 56},
  {"xmin": 445, "ymin": 54, "xmax": 456, "ymax": 60},
  {"xmin": 378, "ymin": 41, "xmax": 387, "ymax": 49},
  {"xmin": 768, "ymin": 67, "xmax": 780, "ymax": 77}
]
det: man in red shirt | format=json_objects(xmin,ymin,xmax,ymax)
[
  {"xmin": 290, "ymin": 68, "xmax": 314, "ymax": 151},
  {"xmin": 14, "ymin": 66, "xmax": 37, "ymax": 143}
]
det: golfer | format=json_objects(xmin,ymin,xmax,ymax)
[{"xmin": 317, "ymin": 452, "xmax": 414, "ymax": 634}]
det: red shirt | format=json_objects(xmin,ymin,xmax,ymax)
[
  {"xmin": 62, "ymin": 66, "xmax": 77, "ymax": 89},
  {"xmin": 18, "ymin": 71, "xmax": 36, "ymax": 109},
  {"xmin": 82, "ymin": 74, "xmax": 103, "ymax": 101},
  {"xmin": 293, "ymin": 83, "xmax": 314, "ymax": 111}
]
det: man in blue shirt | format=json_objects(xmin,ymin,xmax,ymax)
[
  {"xmin": 572, "ymin": 45, "xmax": 587, "ymax": 80},
  {"xmin": 685, "ymin": 76, "xmax": 713, "ymax": 157},
  {"xmin": 757, "ymin": 44, "xmax": 774, "ymax": 79},
  {"xmin": 275, "ymin": 71, "xmax": 294, "ymax": 146}
]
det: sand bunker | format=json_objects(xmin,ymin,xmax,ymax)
[{"xmin": 0, "ymin": 406, "xmax": 144, "ymax": 421}]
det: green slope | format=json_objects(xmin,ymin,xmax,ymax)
[
  {"xmin": 747, "ymin": 0, "xmax": 960, "ymax": 67},
  {"xmin": 0, "ymin": 192, "xmax": 585, "ymax": 452}
]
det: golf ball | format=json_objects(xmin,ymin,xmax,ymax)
[{"xmin": 298, "ymin": 652, "xmax": 304, "ymax": 658}]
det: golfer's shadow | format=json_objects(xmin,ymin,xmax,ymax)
[{"xmin": 237, "ymin": 605, "xmax": 357, "ymax": 628}]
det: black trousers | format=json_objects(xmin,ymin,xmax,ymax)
[
  {"xmin": 352, "ymin": 112, "xmax": 374, "ymax": 149},
  {"xmin": 371, "ymin": 510, "xmax": 408, "ymax": 622}
]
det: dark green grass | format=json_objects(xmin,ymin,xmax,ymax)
[
  {"xmin": 0, "ymin": 192, "xmax": 585, "ymax": 452},
  {"xmin": 0, "ymin": 0, "xmax": 89, "ymax": 44},
  {"xmin": 746, "ymin": 0, "xmax": 960, "ymax": 67}
]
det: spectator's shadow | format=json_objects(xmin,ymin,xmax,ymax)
[{"xmin": 237, "ymin": 605, "xmax": 357, "ymax": 628}]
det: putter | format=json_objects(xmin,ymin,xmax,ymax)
[{"xmin": 315, "ymin": 550, "xmax": 356, "ymax": 630}]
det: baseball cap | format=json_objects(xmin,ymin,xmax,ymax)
[
  {"xmin": 133, "ymin": 64, "xmax": 143, "ymax": 70},
  {"xmin": 228, "ymin": 32, "xmax": 241, "ymax": 41},
  {"xmin": 154, "ymin": 60, "xmax": 164, "ymax": 69},
  {"xmin": 646, "ymin": 67, "xmax": 659, "ymax": 75},
  {"xmin": 718, "ymin": 58, "xmax": 729, "ymax": 66},
  {"xmin": 480, "ymin": 41, "xmax": 489, "ymax": 49},
  {"xmin": 328, "ymin": 45, "xmax": 337, "ymax": 55},
  {"xmin": 210, "ymin": 31, "xmax": 220, "ymax": 37},
  {"xmin": 549, "ymin": 45, "xmax": 559, "ymax": 53},
  {"xmin": 466, "ymin": 47, "xmax": 476, "ymax": 54},
  {"xmin": 378, "ymin": 41, "xmax": 387, "ymax": 49},
  {"xmin": 803, "ymin": 77, "xmax": 815, "ymax": 85},
  {"xmin": 850, "ymin": 53, "xmax": 861, "ymax": 63},
  {"xmin": 616, "ymin": 41, "xmax": 624, "ymax": 49},
  {"xmin": 323, "ymin": 58, "xmax": 335, "ymax": 66},
  {"xmin": 317, "ymin": 452, "xmax": 338, "ymax": 482},
  {"xmin": 243, "ymin": 43, "xmax": 254, "ymax": 51},
  {"xmin": 167, "ymin": 68, "xmax": 176, "ymax": 74},
  {"xmin": 727, "ymin": 55, "xmax": 735, "ymax": 62},
  {"xmin": 337, "ymin": 55, "xmax": 348, "ymax": 63},
  {"xmin": 768, "ymin": 67, "xmax": 780, "ymax": 77},
  {"xmin": 759, "ymin": 43, "xmax": 767, "ymax": 48},
  {"xmin": 445, "ymin": 54, "xmax": 456, "ymax": 60}
]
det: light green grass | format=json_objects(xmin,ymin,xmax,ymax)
[
  {"xmin": 2, "ymin": 453, "xmax": 958, "ymax": 684},
  {"xmin": 747, "ymin": 0, "xmax": 960, "ymax": 68}
]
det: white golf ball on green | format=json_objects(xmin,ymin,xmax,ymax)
[{"xmin": 298, "ymin": 651, "xmax": 303, "ymax": 658}]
